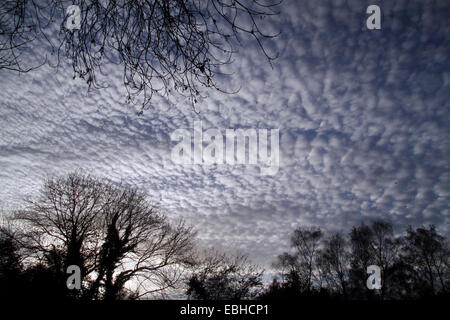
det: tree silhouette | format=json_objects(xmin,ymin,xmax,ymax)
[
  {"xmin": 316, "ymin": 233, "xmax": 350, "ymax": 298},
  {"xmin": 369, "ymin": 221, "xmax": 402, "ymax": 299},
  {"xmin": 13, "ymin": 171, "xmax": 196, "ymax": 300},
  {"xmin": 0, "ymin": 225, "xmax": 24, "ymax": 299},
  {"xmin": 186, "ymin": 250, "xmax": 263, "ymax": 300},
  {"xmin": 3, "ymin": 175, "xmax": 450, "ymax": 301},
  {"xmin": 0, "ymin": 0, "xmax": 282, "ymax": 112},
  {"xmin": 266, "ymin": 221, "xmax": 449, "ymax": 300},
  {"xmin": 274, "ymin": 226, "xmax": 323, "ymax": 294},
  {"xmin": 346, "ymin": 221, "xmax": 403, "ymax": 299},
  {"xmin": 402, "ymin": 225, "xmax": 449, "ymax": 297}
]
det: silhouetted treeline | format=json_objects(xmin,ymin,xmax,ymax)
[
  {"xmin": 0, "ymin": 172, "xmax": 449, "ymax": 300},
  {"xmin": 185, "ymin": 250, "xmax": 263, "ymax": 300},
  {"xmin": 259, "ymin": 222, "xmax": 449, "ymax": 300},
  {"xmin": 0, "ymin": 171, "xmax": 196, "ymax": 301}
]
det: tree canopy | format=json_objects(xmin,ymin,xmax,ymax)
[{"xmin": 9, "ymin": 171, "xmax": 196, "ymax": 300}]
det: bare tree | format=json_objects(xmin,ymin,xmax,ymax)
[
  {"xmin": 316, "ymin": 233, "xmax": 350, "ymax": 298},
  {"xmin": 369, "ymin": 221, "xmax": 402, "ymax": 299},
  {"xmin": 0, "ymin": 0, "xmax": 282, "ymax": 112},
  {"xmin": 14, "ymin": 171, "xmax": 196, "ymax": 300},
  {"xmin": 265, "ymin": 221, "xmax": 449, "ymax": 300},
  {"xmin": 402, "ymin": 225, "xmax": 449, "ymax": 296},
  {"xmin": 347, "ymin": 223, "xmax": 376, "ymax": 299},
  {"xmin": 186, "ymin": 249, "xmax": 263, "ymax": 300},
  {"xmin": 0, "ymin": 225, "xmax": 24, "ymax": 293},
  {"xmin": 274, "ymin": 226, "xmax": 323, "ymax": 293},
  {"xmin": 0, "ymin": 0, "xmax": 43, "ymax": 72},
  {"xmin": 347, "ymin": 221, "xmax": 403, "ymax": 299}
]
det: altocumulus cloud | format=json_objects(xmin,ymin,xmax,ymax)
[{"xmin": 0, "ymin": 0, "xmax": 449, "ymax": 267}]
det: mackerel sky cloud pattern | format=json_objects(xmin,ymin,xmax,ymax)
[{"xmin": 0, "ymin": 0, "xmax": 449, "ymax": 267}]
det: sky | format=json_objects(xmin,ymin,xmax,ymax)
[{"xmin": 0, "ymin": 0, "xmax": 449, "ymax": 268}]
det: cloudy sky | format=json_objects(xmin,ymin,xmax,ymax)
[{"xmin": 1, "ymin": 0, "xmax": 449, "ymax": 268}]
